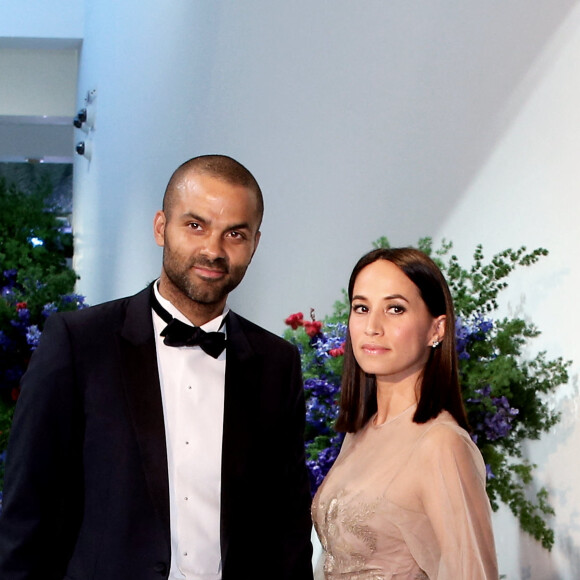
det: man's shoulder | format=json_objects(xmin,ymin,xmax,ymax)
[
  {"xmin": 54, "ymin": 285, "xmax": 151, "ymax": 327},
  {"xmin": 228, "ymin": 311, "xmax": 297, "ymax": 354}
]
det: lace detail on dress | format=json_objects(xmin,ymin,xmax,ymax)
[{"xmin": 318, "ymin": 490, "xmax": 382, "ymax": 577}]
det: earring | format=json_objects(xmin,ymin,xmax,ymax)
[{"xmin": 432, "ymin": 340, "xmax": 440, "ymax": 349}]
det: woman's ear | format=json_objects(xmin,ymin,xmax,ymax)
[{"xmin": 431, "ymin": 315, "xmax": 446, "ymax": 345}]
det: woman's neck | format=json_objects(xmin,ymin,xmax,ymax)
[{"xmin": 374, "ymin": 376, "xmax": 420, "ymax": 426}]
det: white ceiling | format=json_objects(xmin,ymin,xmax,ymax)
[{"xmin": 0, "ymin": 44, "xmax": 79, "ymax": 163}]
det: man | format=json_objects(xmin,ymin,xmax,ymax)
[{"xmin": 0, "ymin": 155, "xmax": 314, "ymax": 579}]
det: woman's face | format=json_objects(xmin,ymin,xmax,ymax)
[{"xmin": 348, "ymin": 259, "xmax": 445, "ymax": 387}]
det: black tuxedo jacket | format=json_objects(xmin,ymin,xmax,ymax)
[{"xmin": 0, "ymin": 285, "xmax": 314, "ymax": 579}]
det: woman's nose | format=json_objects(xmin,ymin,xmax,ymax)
[{"xmin": 364, "ymin": 312, "xmax": 383, "ymax": 336}]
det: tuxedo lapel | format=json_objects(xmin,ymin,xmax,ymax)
[
  {"xmin": 220, "ymin": 312, "xmax": 262, "ymax": 562},
  {"xmin": 117, "ymin": 285, "xmax": 170, "ymax": 533}
]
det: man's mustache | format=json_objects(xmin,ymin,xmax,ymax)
[{"xmin": 190, "ymin": 256, "xmax": 229, "ymax": 273}]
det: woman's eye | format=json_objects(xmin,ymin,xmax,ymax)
[
  {"xmin": 388, "ymin": 304, "xmax": 405, "ymax": 314},
  {"xmin": 352, "ymin": 304, "xmax": 368, "ymax": 314}
]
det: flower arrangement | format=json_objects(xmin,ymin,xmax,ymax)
[
  {"xmin": 0, "ymin": 177, "xmax": 86, "ymax": 505},
  {"xmin": 284, "ymin": 237, "xmax": 570, "ymax": 551}
]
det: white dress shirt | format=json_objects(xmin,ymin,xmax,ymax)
[{"xmin": 152, "ymin": 283, "xmax": 227, "ymax": 579}]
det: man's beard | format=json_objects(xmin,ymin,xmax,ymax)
[{"xmin": 162, "ymin": 250, "xmax": 248, "ymax": 306}]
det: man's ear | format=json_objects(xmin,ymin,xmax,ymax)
[
  {"xmin": 153, "ymin": 211, "xmax": 166, "ymax": 247},
  {"xmin": 250, "ymin": 230, "xmax": 261, "ymax": 260}
]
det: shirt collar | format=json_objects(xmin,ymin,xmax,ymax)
[{"xmin": 153, "ymin": 280, "xmax": 229, "ymax": 333}]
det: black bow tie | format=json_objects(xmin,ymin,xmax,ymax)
[{"xmin": 151, "ymin": 290, "xmax": 226, "ymax": 359}]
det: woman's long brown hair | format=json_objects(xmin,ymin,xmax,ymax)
[{"xmin": 335, "ymin": 247, "xmax": 469, "ymax": 433}]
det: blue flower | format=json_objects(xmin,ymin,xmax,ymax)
[
  {"xmin": 17, "ymin": 308, "xmax": 30, "ymax": 321},
  {"xmin": 10, "ymin": 308, "xmax": 30, "ymax": 329},
  {"xmin": 468, "ymin": 386, "xmax": 519, "ymax": 442},
  {"xmin": 42, "ymin": 302, "xmax": 59, "ymax": 317},
  {"xmin": 62, "ymin": 294, "xmax": 87, "ymax": 309},
  {"xmin": 1, "ymin": 286, "xmax": 15, "ymax": 300},
  {"xmin": 0, "ymin": 330, "xmax": 10, "ymax": 350},
  {"xmin": 455, "ymin": 314, "xmax": 494, "ymax": 360},
  {"xmin": 483, "ymin": 397, "xmax": 519, "ymax": 441},
  {"xmin": 306, "ymin": 433, "xmax": 345, "ymax": 492},
  {"xmin": 26, "ymin": 325, "xmax": 42, "ymax": 350},
  {"xmin": 311, "ymin": 323, "xmax": 347, "ymax": 362},
  {"xmin": 485, "ymin": 464, "xmax": 495, "ymax": 480},
  {"xmin": 2, "ymin": 269, "xmax": 17, "ymax": 284},
  {"xmin": 304, "ymin": 378, "xmax": 340, "ymax": 435}
]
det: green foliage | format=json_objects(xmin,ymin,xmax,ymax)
[
  {"xmin": 417, "ymin": 238, "xmax": 568, "ymax": 550},
  {"xmin": 0, "ymin": 176, "xmax": 83, "ymax": 492}
]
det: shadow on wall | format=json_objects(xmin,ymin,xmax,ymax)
[
  {"xmin": 208, "ymin": 0, "xmax": 580, "ymax": 331},
  {"xmin": 189, "ymin": 0, "xmax": 580, "ymax": 236},
  {"xmin": 518, "ymin": 374, "xmax": 580, "ymax": 579}
]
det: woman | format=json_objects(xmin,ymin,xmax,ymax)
[{"xmin": 311, "ymin": 248, "xmax": 498, "ymax": 579}]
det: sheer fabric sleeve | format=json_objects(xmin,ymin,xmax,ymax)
[{"xmin": 417, "ymin": 423, "xmax": 499, "ymax": 579}]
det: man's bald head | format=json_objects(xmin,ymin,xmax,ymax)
[{"xmin": 162, "ymin": 155, "xmax": 264, "ymax": 227}]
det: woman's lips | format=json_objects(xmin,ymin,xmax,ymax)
[{"xmin": 361, "ymin": 343, "xmax": 389, "ymax": 354}]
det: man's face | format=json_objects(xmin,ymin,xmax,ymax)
[{"xmin": 154, "ymin": 172, "xmax": 261, "ymax": 312}]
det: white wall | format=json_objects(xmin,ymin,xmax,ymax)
[
  {"xmin": 0, "ymin": 0, "xmax": 83, "ymax": 42},
  {"xmin": 436, "ymin": 5, "xmax": 580, "ymax": 577},
  {"xmin": 6, "ymin": 0, "xmax": 577, "ymax": 576},
  {"xmin": 0, "ymin": 49, "xmax": 78, "ymax": 115}
]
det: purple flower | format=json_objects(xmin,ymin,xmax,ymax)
[
  {"xmin": 455, "ymin": 314, "xmax": 494, "ymax": 360},
  {"xmin": 2, "ymin": 269, "xmax": 17, "ymax": 284},
  {"xmin": 304, "ymin": 378, "xmax": 340, "ymax": 434},
  {"xmin": 312, "ymin": 323, "xmax": 347, "ymax": 362},
  {"xmin": 306, "ymin": 433, "xmax": 345, "ymax": 492},
  {"xmin": 483, "ymin": 397, "xmax": 519, "ymax": 441},
  {"xmin": 1, "ymin": 286, "xmax": 15, "ymax": 300},
  {"xmin": 468, "ymin": 386, "xmax": 519, "ymax": 442},
  {"xmin": 42, "ymin": 302, "xmax": 59, "ymax": 317},
  {"xmin": 0, "ymin": 330, "xmax": 10, "ymax": 349},
  {"xmin": 17, "ymin": 307, "xmax": 30, "ymax": 321},
  {"xmin": 61, "ymin": 294, "xmax": 87, "ymax": 309},
  {"xmin": 10, "ymin": 307, "xmax": 30, "ymax": 329},
  {"xmin": 26, "ymin": 325, "xmax": 42, "ymax": 350}
]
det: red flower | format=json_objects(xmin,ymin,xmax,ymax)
[
  {"xmin": 11, "ymin": 387, "xmax": 20, "ymax": 401},
  {"xmin": 304, "ymin": 320, "xmax": 323, "ymax": 338},
  {"xmin": 329, "ymin": 343, "xmax": 345, "ymax": 357},
  {"xmin": 16, "ymin": 302, "xmax": 28, "ymax": 311},
  {"xmin": 285, "ymin": 312, "xmax": 304, "ymax": 329}
]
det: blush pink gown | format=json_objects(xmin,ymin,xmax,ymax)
[{"xmin": 311, "ymin": 406, "xmax": 498, "ymax": 579}]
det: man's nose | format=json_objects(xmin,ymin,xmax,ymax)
[{"xmin": 200, "ymin": 233, "xmax": 225, "ymax": 259}]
